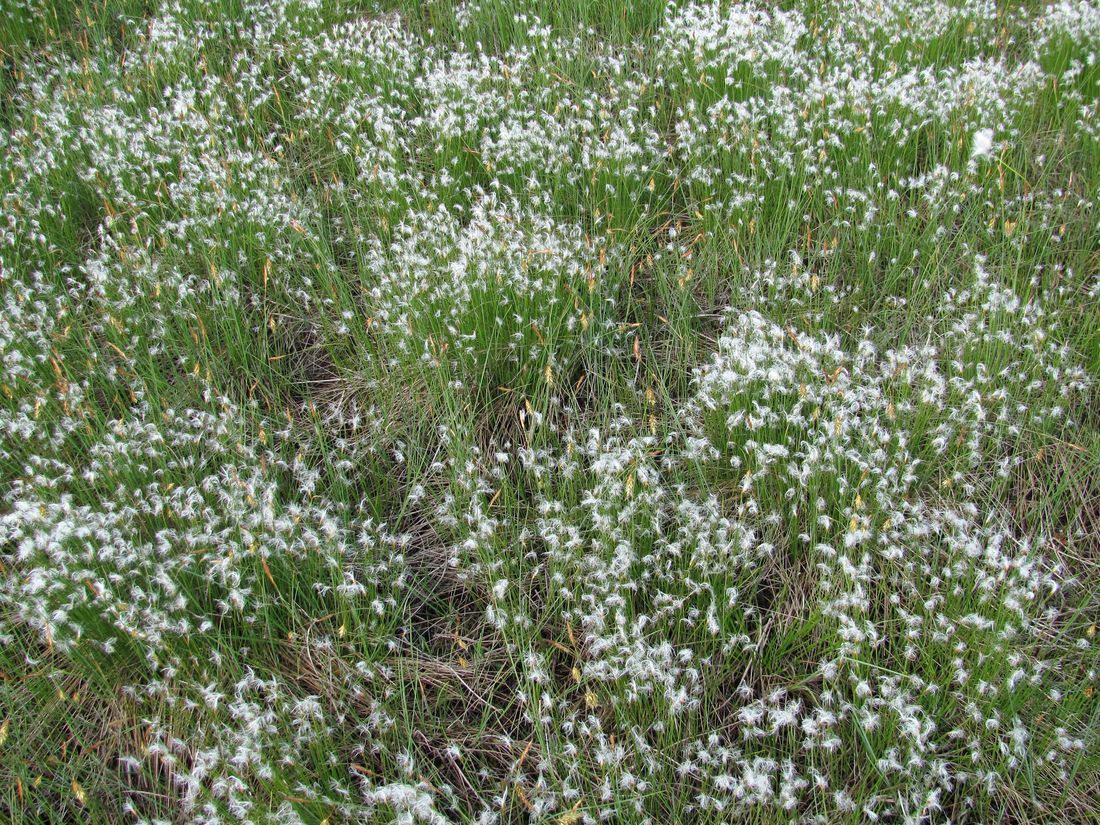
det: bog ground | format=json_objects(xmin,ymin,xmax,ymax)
[{"xmin": 1, "ymin": 1, "xmax": 1098, "ymax": 823}]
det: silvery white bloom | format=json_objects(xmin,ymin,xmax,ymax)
[{"xmin": 971, "ymin": 128, "xmax": 994, "ymax": 160}]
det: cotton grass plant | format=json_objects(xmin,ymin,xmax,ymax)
[{"xmin": 0, "ymin": 0, "xmax": 1097, "ymax": 822}]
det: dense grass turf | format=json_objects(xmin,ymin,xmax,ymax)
[{"xmin": 1, "ymin": 1, "xmax": 1098, "ymax": 822}]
